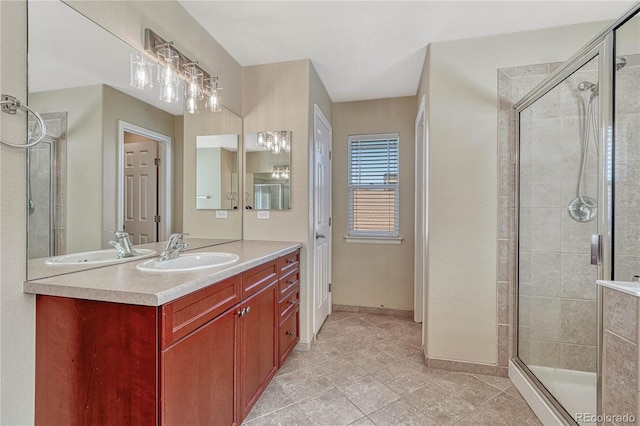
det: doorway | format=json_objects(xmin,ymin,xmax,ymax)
[{"xmin": 117, "ymin": 121, "xmax": 172, "ymax": 243}]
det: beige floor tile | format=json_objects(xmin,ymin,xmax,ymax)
[
  {"xmin": 404, "ymin": 381, "xmax": 477, "ymax": 424},
  {"xmin": 244, "ymin": 404, "xmax": 311, "ymax": 425},
  {"xmin": 481, "ymin": 391, "xmax": 542, "ymax": 425},
  {"xmin": 245, "ymin": 380, "xmax": 294, "ymax": 422},
  {"xmin": 275, "ymin": 367, "xmax": 335, "ymax": 403},
  {"xmin": 276, "ymin": 350, "xmax": 312, "ymax": 376},
  {"xmin": 315, "ymin": 356, "xmax": 369, "ymax": 386},
  {"xmin": 373, "ymin": 361, "xmax": 443, "ymax": 396},
  {"xmin": 344, "ymin": 346, "xmax": 397, "ymax": 374},
  {"xmin": 375, "ymin": 339, "xmax": 423, "ymax": 360},
  {"xmin": 301, "ymin": 339, "xmax": 343, "ymax": 365},
  {"xmin": 326, "ymin": 311, "xmax": 359, "ymax": 322},
  {"xmin": 338, "ymin": 375, "xmax": 400, "ymax": 415},
  {"xmin": 505, "ymin": 385, "xmax": 524, "ymax": 399},
  {"xmin": 453, "ymin": 407, "xmax": 509, "ymax": 425},
  {"xmin": 296, "ymin": 388, "xmax": 366, "ymax": 426},
  {"xmin": 433, "ymin": 372, "xmax": 504, "ymax": 408},
  {"xmin": 472, "ymin": 372, "xmax": 514, "ymax": 391},
  {"xmin": 368, "ymin": 399, "xmax": 436, "ymax": 426},
  {"xmin": 348, "ymin": 416, "xmax": 376, "ymax": 425}
]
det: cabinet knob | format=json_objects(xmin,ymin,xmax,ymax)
[
  {"xmin": 285, "ymin": 331, "xmax": 294, "ymax": 336},
  {"xmin": 288, "ymin": 299, "xmax": 297, "ymax": 305},
  {"xmin": 238, "ymin": 308, "xmax": 246, "ymax": 317},
  {"xmin": 286, "ymin": 258, "xmax": 295, "ymax": 264},
  {"xmin": 245, "ymin": 306, "xmax": 251, "ymax": 314},
  {"xmin": 287, "ymin": 279, "xmax": 295, "ymax": 285}
]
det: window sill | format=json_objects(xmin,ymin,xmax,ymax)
[{"xmin": 344, "ymin": 236, "xmax": 403, "ymax": 245}]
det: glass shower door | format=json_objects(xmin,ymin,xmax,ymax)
[{"xmin": 518, "ymin": 53, "xmax": 601, "ymax": 420}]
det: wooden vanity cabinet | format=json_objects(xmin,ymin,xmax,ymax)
[{"xmin": 34, "ymin": 249, "xmax": 300, "ymax": 426}]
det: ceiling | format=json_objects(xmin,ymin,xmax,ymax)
[{"xmin": 179, "ymin": 0, "xmax": 636, "ymax": 103}]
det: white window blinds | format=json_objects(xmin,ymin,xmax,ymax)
[{"xmin": 348, "ymin": 133, "xmax": 399, "ymax": 237}]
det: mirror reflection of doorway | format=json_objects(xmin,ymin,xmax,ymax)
[
  {"xmin": 123, "ymin": 131, "xmax": 159, "ymax": 245},
  {"xmin": 117, "ymin": 120, "xmax": 172, "ymax": 246}
]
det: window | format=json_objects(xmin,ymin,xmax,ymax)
[{"xmin": 347, "ymin": 133, "xmax": 400, "ymax": 241}]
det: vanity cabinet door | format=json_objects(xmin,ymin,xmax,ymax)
[
  {"xmin": 238, "ymin": 281, "xmax": 278, "ymax": 419},
  {"xmin": 161, "ymin": 305, "xmax": 239, "ymax": 426}
]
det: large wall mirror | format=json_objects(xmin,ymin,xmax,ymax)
[
  {"xmin": 245, "ymin": 132, "xmax": 291, "ymax": 210},
  {"xmin": 27, "ymin": 0, "xmax": 242, "ymax": 280}
]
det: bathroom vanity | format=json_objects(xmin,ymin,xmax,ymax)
[{"xmin": 24, "ymin": 240, "xmax": 301, "ymax": 425}]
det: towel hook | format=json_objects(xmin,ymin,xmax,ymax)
[{"xmin": 0, "ymin": 94, "xmax": 46, "ymax": 148}]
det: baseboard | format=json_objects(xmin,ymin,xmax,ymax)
[
  {"xmin": 424, "ymin": 354, "xmax": 505, "ymax": 376},
  {"xmin": 294, "ymin": 340, "xmax": 312, "ymax": 352},
  {"xmin": 332, "ymin": 304, "xmax": 413, "ymax": 318}
]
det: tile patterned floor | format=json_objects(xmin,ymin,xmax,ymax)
[{"xmin": 244, "ymin": 311, "xmax": 541, "ymax": 425}]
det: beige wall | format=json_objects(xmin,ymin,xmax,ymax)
[
  {"xmin": 64, "ymin": 0, "xmax": 243, "ymax": 116},
  {"xmin": 0, "ymin": 2, "xmax": 33, "ymax": 424},
  {"xmin": 331, "ymin": 97, "xmax": 416, "ymax": 310},
  {"xmin": 183, "ymin": 108, "xmax": 243, "ymax": 239},
  {"xmin": 417, "ymin": 21, "xmax": 610, "ymax": 365},
  {"xmin": 31, "ymin": 85, "xmax": 103, "ymax": 253},
  {"xmin": 243, "ymin": 59, "xmax": 332, "ymax": 343}
]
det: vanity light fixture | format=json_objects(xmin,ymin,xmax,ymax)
[
  {"xmin": 256, "ymin": 131, "xmax": 291, "ymax": 155},
  {"xmin": 129, "ymin": 53, "xmax": 153, "ymax": 90},
  {"xmin": 139, "ymin": 28, "xmax": 222, "ymax": 113},
  {"xmin": 272, "ymin": 165, "xmax": 290, "ymax": 180}
]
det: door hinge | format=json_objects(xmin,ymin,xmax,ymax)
[
  {"xmin": 328, "ymin": 283, "xmax": 332, "ymax": 292},
  {"xmin": 154, "ymin": 158, "xmax": 161, "ymax": 166},
  {"xmin": 154, "ymin": 215, "xmax": 161, "ymax": 223},
  {"xmin": 329, "ymin": 151, "xmax": 332, "ymax": 160},
  {"xmin": 329, "ymin": 217, "xmax": 332, "ymax": 226}
]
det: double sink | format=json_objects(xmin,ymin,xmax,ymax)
[{"xmin": 45, "ymin": 248, "xmax": 240, "ymax": 272}]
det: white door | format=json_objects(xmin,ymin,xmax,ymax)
[
  {"xmin": 313, "ymin": 105, "xmax": 332, "ymax": 334},
  {"xmin": 124, "ymin": 140, "xmax": 158, "ymax": 244}
]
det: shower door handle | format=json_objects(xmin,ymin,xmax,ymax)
[{"xmin": 591, "ymin": 234, "xmax": 602, "ymax": 266}]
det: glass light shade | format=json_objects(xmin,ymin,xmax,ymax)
[
  {"xmin": 184, "ymin": 94, "xmax": 199, "ymax": 114},
  {"xmin": 130, "ymin": 53, "xmax": 153, "ymax": 90},
  {"xmin": 205, "ymin": 87, "xmax": 222, "ymax": 112},
  {"xmin": 156, "ymin": 47, "xmax": 179, "ymax": 84},
  {"xmin": 159, "ymin": 78, "xmax": 179, "ymax": 103},
  {"xmin": 184, "ymin": 65, "xmax": 204, "ymax": 101}
]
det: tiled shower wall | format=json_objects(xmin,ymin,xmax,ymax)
[{"xmin": 498, "ymin": 60, "xmax": 598, "ymax": 374}]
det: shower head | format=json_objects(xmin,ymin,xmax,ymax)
[{"xmin": 617, "ymin": 57, "xmax": 626, "ymax": 70}]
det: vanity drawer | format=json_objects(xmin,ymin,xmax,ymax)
[
  {"xmin": 161, "ymin": 275, "xmax": 241, "ymax": 348},
  {"xmin": 278, "ymin": 308, "xmax": 299, "ymax": 366},
  {"xmin": 278, "ymin": 287, "xmax": 299, "ymax": 323},
  {"xmin": 242, "ymin": 260, "xmax": 278, "ymax": 299},
  {"xmin": 278, "ymin": 267, "xmax": 299, "ymax": 299},
  {"xmin": 278, "ymin": 250, "xmax": 300, "ymax": 276}
]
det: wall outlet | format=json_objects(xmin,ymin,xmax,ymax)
[
  {"xmin": 216, "ymin": 210, "xmax": 228, "ymax": 219},
  {"xmin": 257, "ymin": 211, "xmax": 270, "ymax": 220}
]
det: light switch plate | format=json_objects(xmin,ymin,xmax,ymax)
[
  {"xmin": 257, "ymin": 211, "xmax": 270, "ymax": 220},
  {"xmin": 216, "ymin": 210, "xmax": 228, "ymax": 219}
]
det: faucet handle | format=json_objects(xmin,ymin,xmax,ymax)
[{"xmin": 111, "ymin": 230, "xmax": 130, "ymax": 239}]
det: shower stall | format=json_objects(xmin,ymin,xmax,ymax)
[{"xmin": 513, "ymin": 5, "xmax": 640, "ymax": 424}]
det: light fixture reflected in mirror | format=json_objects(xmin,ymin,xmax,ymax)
[
  {"xmin": 272, "ymin": 165, "xmax": 290, "ymax": 180},
  {"xmin": 257, "ymin": 131, "xmax": 291, "ymax": 155},
  {"xmin": 129, "ymin": 53, "xmax": 153, "ymax": 90}
]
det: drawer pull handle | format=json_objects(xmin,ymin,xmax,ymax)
[
  {"xmin": 286, "ymin": 259, "xmax": 295, "ymax": 264},
  {"xmin": 288, "ymin": 299, "xmax": 297, "ymax": 305},
  {"xmin": 287, "ymin": 279, "xmax": 296, "ymax": 285},
  {"xmin": 285, "ymin": 331, "xmax": 294, "ymax": 336}
]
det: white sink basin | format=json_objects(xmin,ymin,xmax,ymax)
[
  {"xmin": 45, "ymin": 248, "xmax": 156, "ymax": 266},
  {"xmin": 136, "ymin": 252, "xmax": 240, "ymax": 272}
]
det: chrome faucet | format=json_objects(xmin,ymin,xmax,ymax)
[
  {"xmin": 157, "ymin": 233, "xmax": 190, "ymax": 262},
  {"xmin": 109, "ymin": 231, "xmax": 139, "ymax": 259}
]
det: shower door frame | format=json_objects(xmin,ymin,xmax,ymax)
[{"xmin": 513, "ymin": 32, "xmax": 617, "ymax": 425}]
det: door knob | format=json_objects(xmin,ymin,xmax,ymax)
[{"xmin": 315, "ymin": 233, "xmax": 326, "ymax": 239}]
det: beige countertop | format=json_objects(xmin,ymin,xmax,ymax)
[{"xmin": 24, "ymin": 240, "xmax": 302, "ymax": 306}]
